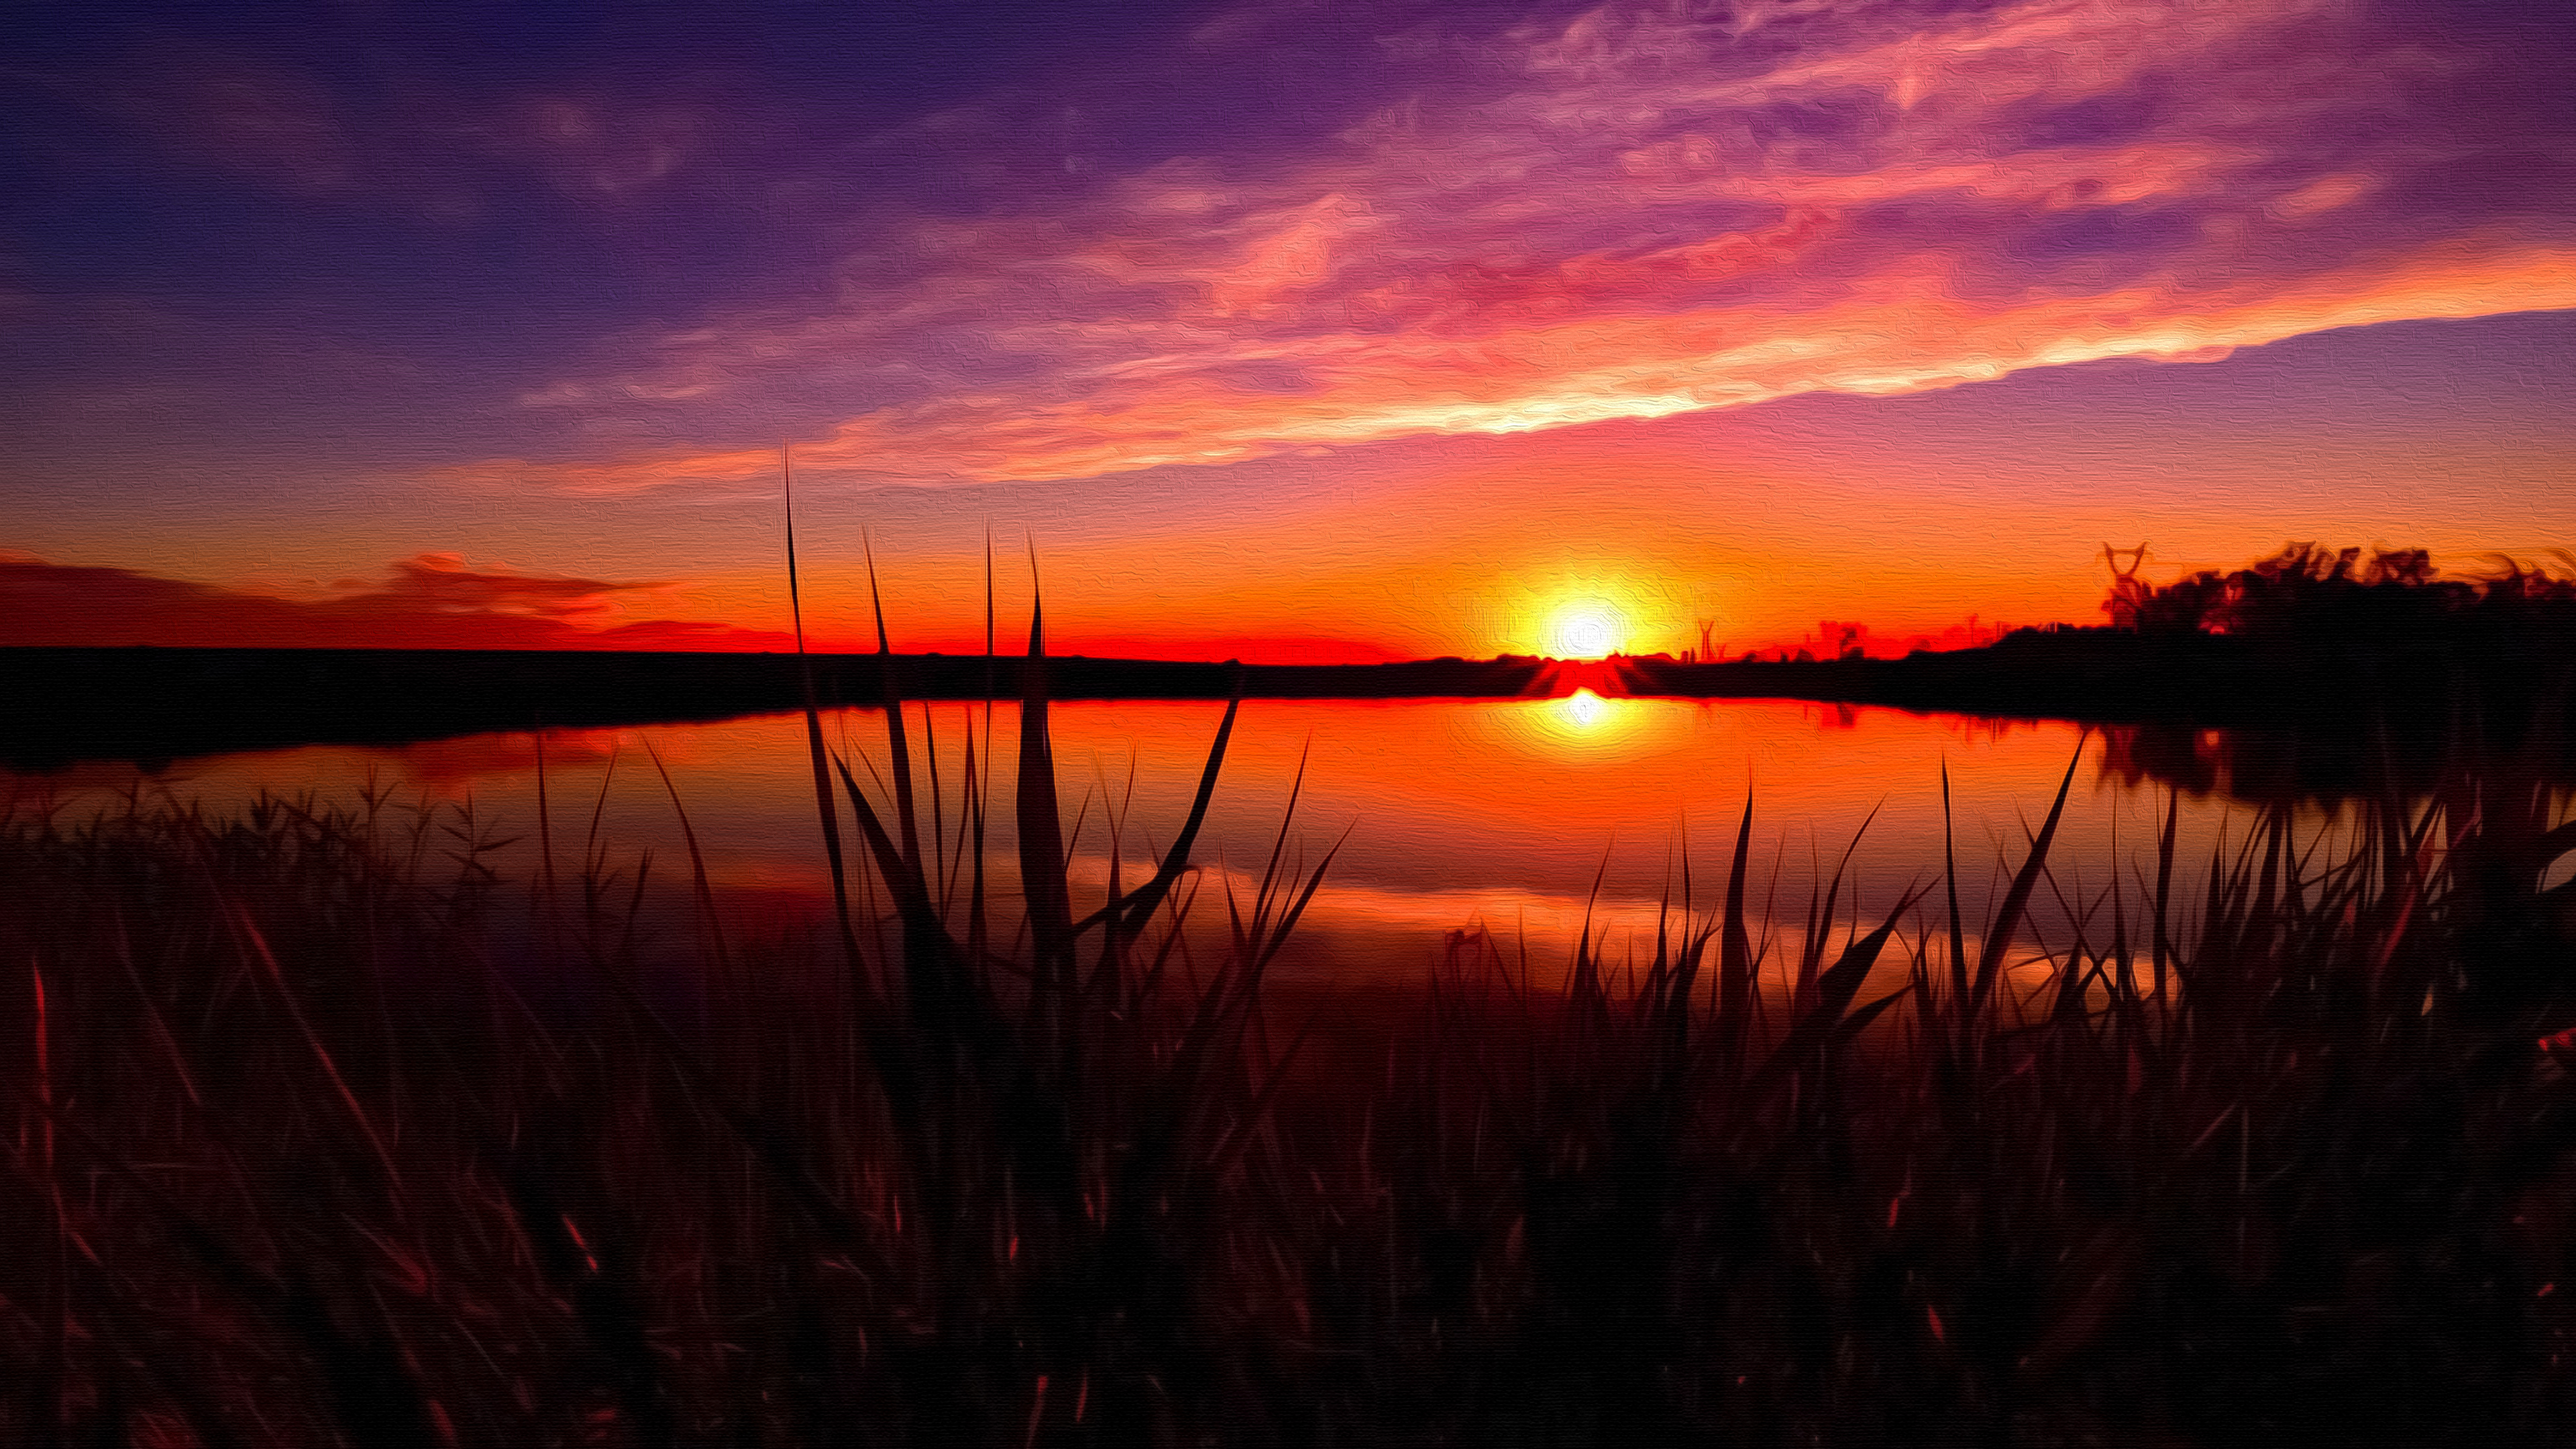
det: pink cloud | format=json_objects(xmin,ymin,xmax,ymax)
[
  {"xmin": 0, "ymin": 553, "xmax": 1423, "ymax": 661},
  {"xmin": 0, "ymin": 553, "xmax": 794, "ymax": 651},
  {"xmin": 464, "ymin": 0, "xmax": 2575, "ymax": 496},
  {"xmin": 350, "ymin": 552, "xmax": 674, "ymax": 618}
]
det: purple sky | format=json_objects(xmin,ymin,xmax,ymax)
[{"xmin": 5, "ymin": 0, "xmax": 2571, "ymax": 656}]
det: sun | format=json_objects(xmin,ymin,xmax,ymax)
[{"xmin": 1547, "ymin": 599, "xmax": 1627, "ymax": 659}]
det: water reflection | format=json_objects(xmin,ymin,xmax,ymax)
[
  {"xmin": 6, "ymin": 698, "xmax": 2426, "ymax": 988},
  {"xmin": 1503, "ymin": 688, "xmax": 1647, "ymax": 751},
  {"xmin": 2096, "ymin": 718, "xmax": 2576, "ymax": 803}
]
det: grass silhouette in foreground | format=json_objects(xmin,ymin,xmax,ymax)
[{"xmin": 5, "ymin": 549, "xmax": 2576, "ymax": 1446}]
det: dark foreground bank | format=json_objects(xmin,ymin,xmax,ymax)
[{"xmin": 5, "ymin": 722, "xmax": 2575, "ymax": 1446}]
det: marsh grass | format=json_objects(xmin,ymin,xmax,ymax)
[{"xmin": 6, "ymin": 564, "xmax": 2576, "ymax": 1445}]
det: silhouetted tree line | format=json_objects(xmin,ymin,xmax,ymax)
[
  {"xmin": 2104, "ymin": 542, "xmax": 2576, "ymax": 657},
  {"xmin": 2085, "ymin": 543, "xmax": 2576, "ymax": 790}
]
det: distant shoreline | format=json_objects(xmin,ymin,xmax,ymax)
[
  {"xmin": 0, "ymin": 647, "xmax": 1546, "ymax": 768},
  {"xmin": 1, "ymin": 631, "xmax": 2559, "ymax": 769}
]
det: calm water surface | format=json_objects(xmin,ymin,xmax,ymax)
[{"xmin": 10, "ymin": 697, "xmax": 2314, "ymax": 988}]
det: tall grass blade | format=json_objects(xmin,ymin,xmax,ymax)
[
  {"xmin": 1971, "ymin": 734, "xmax": 2087, "ymax": 1021},
  {"xmin": 1074, "ymin": 690, "xmax": 1242, "ymax": 940},
  {"xmin": 782, "ymin": 446, "xmax": 868, "ymax": 983},
  {"xmin": 1716, "ymin": 794, "xmax": 1756, "ymax": 1073},
  {"xmin": 1016, "ymin": 547, "xmax": 1074, "ymax": 985},
  {"xmin": 832, "ymin": 751, "xmax": 987, "ymax": 1064},
  {"xmin": 967, "ymin": 716, "xmax": 991, "ymax": 963},
  {"xmin": 2153, "ymin": 784, "xmax": 2178, "ymax": 1009},
  {"xmin": 534, "ymin": 729, "xmax": 558, "ymax": 914},
  {"xmin": 864, "ymin": 531, "xmax": 923, "ymax": 873},
  {"xmin": 1752, "ymin": 885, "xmax": 1927, "ymax": 1093},
  {"xmin": 643, "ymin": 738, "xmax": 729, "ymax": 976},
  {"xmin": 927, "ymin": 701, "xmax": 949, "ymax": 903},
  {"xmin": 1571, "ymin": 842, "xmax": 1613, "ymax": 1010},
  {"xmin": 219, "ymin": 898, "xmax": 407, "ymax": 1210},
  {"xmin": 1943, "ymin": 760, "xmax": 1970, "ymax": 1014},
  {"xmin": 1258, "ymin": 828, "xmax": 1347, "ymax": 975},
  {"xmin": 1797, "ymin": 802, "xmax": 1883, "ymax": 1012}
]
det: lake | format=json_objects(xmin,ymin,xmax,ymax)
[{"xmin": 4, "ymin": 693, "xmax": 2348, "ymax": 996}]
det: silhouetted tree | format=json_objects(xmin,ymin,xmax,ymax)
[{"xmin": 2104, "ymin": 543, "xmax": 2576, "ymax": 651}]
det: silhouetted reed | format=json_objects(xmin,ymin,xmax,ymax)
[{"xmin": 5, "ymin": 563, "xmax": 2575, "ymax": 1446}]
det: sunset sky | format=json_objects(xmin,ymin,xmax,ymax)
[{"xmin": 5, "ymin": 0, "xmax": 2571, "ymax": 660}]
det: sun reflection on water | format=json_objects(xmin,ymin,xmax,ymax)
[{"xmin": 1532, "ymin": 688, "xmax": 1648, "ymax": 751}]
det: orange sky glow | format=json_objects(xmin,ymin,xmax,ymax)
[{"xmin": 5, "ymin": 0, "xmax": 2571, "ymax": 659}]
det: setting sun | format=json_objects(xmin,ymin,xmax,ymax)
[
  {"xmin": 6, "ymin": 0, "xmax": 2575, "ymax": 1434},
  {"xmin": 1548, "ymin": 600, "xmax": 1629, "ymax": 659}
]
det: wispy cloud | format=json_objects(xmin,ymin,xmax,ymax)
[
  {"xmin": 11, "ymin": 43, "xmax": 722, "ymax": 223},
  {"xmin": 337, "ymin": 552, "xmax": 672, "ymax": 619},
  {"xmin": 474, "ymin": 0, "xmax": 2575, "ymax": 494},
  {"xmin": 0, "ymin": 552, "xmax": 794, "ymax": 650}
]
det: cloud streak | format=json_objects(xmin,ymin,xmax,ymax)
[
  {"xmin": 453, "ymin": 0, "xmax": 2574, "ymax": 494},
  {"xmin": 0, "ymin": 552, "xmax": 796, "ymax": 651}
]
